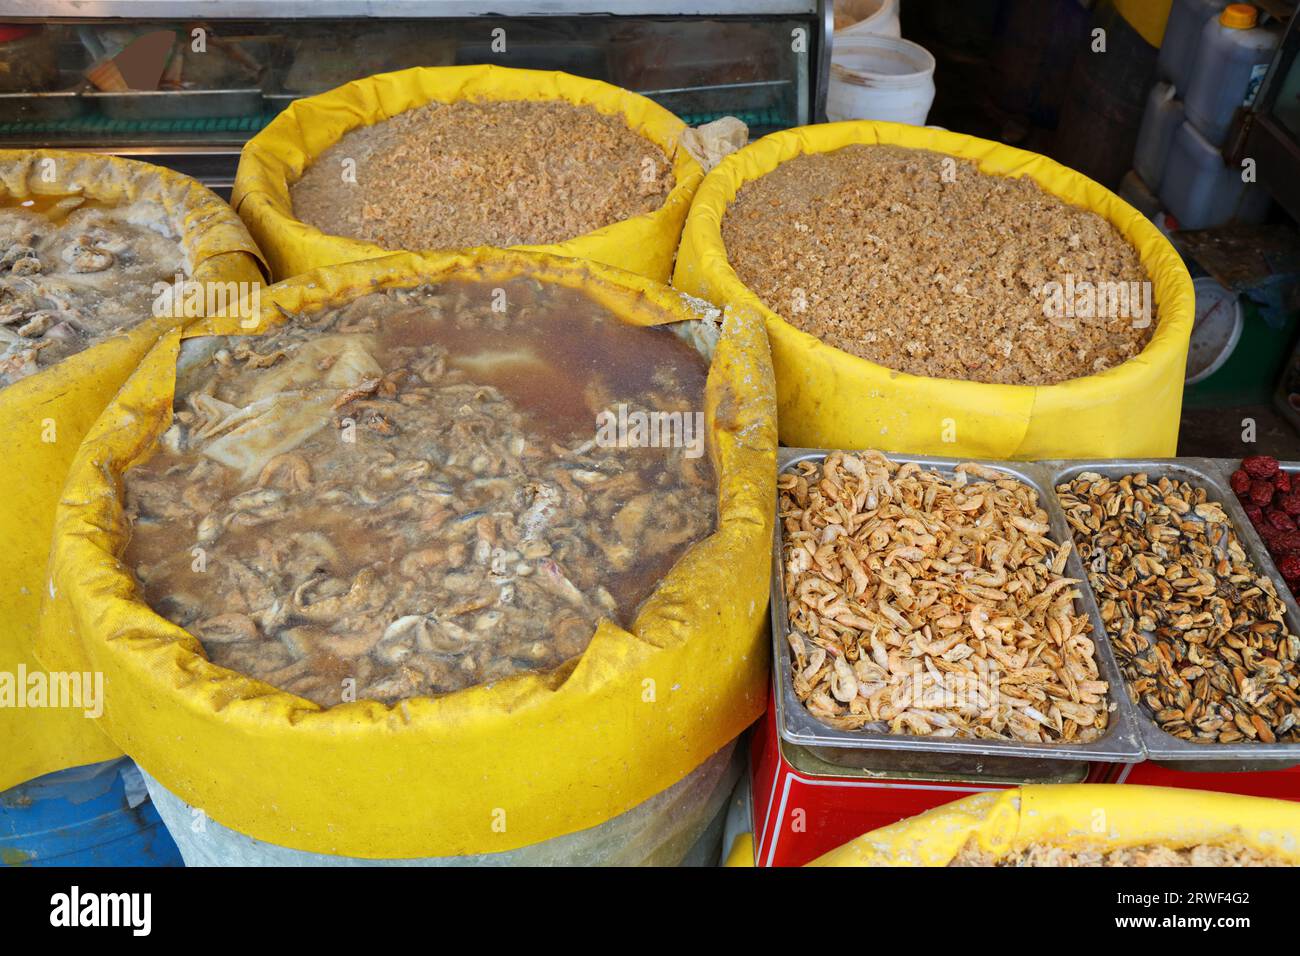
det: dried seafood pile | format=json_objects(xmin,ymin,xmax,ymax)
[
  {"xmin": 951, "ymin": 839, "xmax": 1290, "ymax": 867},
  {"xmin": 124, "ymin": 277, "xmax": 715, "ymax": 707},
  {"xmin": 778, "ymin": 451, "xmax": 1109, "ymax": 742},
  {"xmin": 290, "ymin": 99, "xmax": 674, "ymax": 251},
  {"xmin": 722, "ymin": 144, "xmax": 1154, "ymax": 386},
  {"xmin": 1058, "ymin": 471, "xmax": 1300, "ymax": 744},
  {"xmin": 0, "ymin": 198, "xmax": 186, "ymax": 387}
]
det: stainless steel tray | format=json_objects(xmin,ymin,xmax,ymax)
[
  {"xmin": 772, "ymin": 448, "xmax": 1145, "ymax": 778},
  {"xmin": 85, "ymin": 87, "xmax": 263, "ymax": 121},
  {"xmin": 0, "ymin": 73, "xmax": 88, "ymax": 123},
  {"xmin": 1045, "ymin": 458, "xmax": 1300, "ymax": 772},
  {"xmin": 780, "ymin": 736, "xmax": 1090, "ymax": 785}
]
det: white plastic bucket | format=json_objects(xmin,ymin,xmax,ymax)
[
  {"xmin": 827, "ymin": 34, "xmax": 936, "ymax": 126},
  {"xmin": 834, "ymin": 0, "xmax": 902, "ymax": 37}
]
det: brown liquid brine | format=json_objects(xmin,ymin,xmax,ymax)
[{"xmin": 123, "ymin": 277, "xmax": 716, "ymax": 707}]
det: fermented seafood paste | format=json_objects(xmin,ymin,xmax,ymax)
[
  {"xmin": 0, "ymin": 195, "xmax": 187, "ymax": 387},
  {"xmin": 123, "ymin": 277, "xmax": 716, "ymax": 706}
]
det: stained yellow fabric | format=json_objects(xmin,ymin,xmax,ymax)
[
  {"xmin": 232, "ymin": 64, "xmax": 703, "ymax": 284},
  {"xmin": 37, "ymin": 248, "xmax": 776, "ymax": 858},
  {"xmin": 810, "ymin": 784, "xmax": 1300, "ymax": 866},
  {"xmin": 1117, "ymin": 0, "xmax": 1175, "ymax": 48},
  {"xmin": 724, "ymin": 833, "xmax": 754, "ymax": 867},
  {"xmin": 0, "ymin": 150, "xmax": 264, "ymax": 793},
  {"xmin": 673, "ymin": 121, "xmax": 1196, "ymax": 459}
]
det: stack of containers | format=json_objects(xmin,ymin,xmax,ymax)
[{"xmin": 1128, "ymin": 1, "xmax": 1279, "ymax": 229}]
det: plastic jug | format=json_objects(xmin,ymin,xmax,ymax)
[
  {"xmin": 1160, "ymin": 119, "xmax": 1270, "ymax": 228},
  {"xmin": 1133, "ymin": 81, "xmax": 1185, "ymax": 190},
  {"xmin": 1185, "ymin": 3, "xmax": 1281, "ymax": 145},
  {"xmin": 1158, "ymin": 0, "xmax": 1225, "ymax": 91}
]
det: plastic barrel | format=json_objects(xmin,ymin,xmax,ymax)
[
  {"xmin": 0, "ymin": 758, "xmax": 183, "ymax": 866},
  {"xmin": 140, "ymin": 743, "xmax": 741, "ymax": 866}
]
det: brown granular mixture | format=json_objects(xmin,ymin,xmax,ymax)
[
  {"xmin": 951, "ymin": 839, "xmax": 1292, "ymax": 867},
  {"xmin": 290, "ymin": 99, "xmax": 674, "ymax": 250},
  {"xmin": 721, "ymin": 145, "xmax": 1156, "ymax": 386}
]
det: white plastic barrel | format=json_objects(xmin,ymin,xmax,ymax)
[
  {"xmin": 139, "ymin": 742, "xmax": 741, "ymax": 866},
  {"xmin": 833, "ymin": 0, "xmax": 902, "ymax": 38},
  {"xmin": 827, "ymin": 34, "xmax": 936, "ymax": 126}
]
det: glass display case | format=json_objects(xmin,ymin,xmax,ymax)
[
  {"xmin": 0, "ymin": 1, "xmax": 829, "ymax": 192},
  {"xmin": 1245, "ymin": 2, "xmax": 1300, "ymax": 221}
]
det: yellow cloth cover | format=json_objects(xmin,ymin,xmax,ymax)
[
  {"xmin": 37, "ymin": 248, "xmax": 776, "ymax": 858},
  {"xmin": 233, "ymin": 64, "xmax": 703, "ymax": 284},
  {"xmin": 811, "ymin": 784, "xmax": 1300, "ymax": 866},
  {"xmin": 0, "ymin": 150, "xmax": 264, "ymax": 792},
  {"xmin": 673, "ymin": 120, "xmax": 1196, "ymax": 459}
]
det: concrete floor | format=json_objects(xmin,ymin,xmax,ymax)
[{"xmin": 1178, "ymin": 404, "xmax": 1300, "ymax": 461}]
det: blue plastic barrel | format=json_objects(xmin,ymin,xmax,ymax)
[{"xmin": 0, "ymin": 758, "xmax": 182, "ymax": 866}]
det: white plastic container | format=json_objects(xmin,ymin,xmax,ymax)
[
  {"xmin": 1158, "ymin": 0, "xmax": 1225, "ymax": 91},
  {"xmin": 1185, "ymin": 3, "xmax": 1281, "ymax": 145},
  {"xmin": 1160, "ymin": 119, "xmax": 1270, "ymax": 228},
  {"xmin": 833, "ymin": 0, "xmax": 902, "ymax": 38},
  {"xmin": 1133, "ymin": 81, "xmax": 1185, "ymax": 191},
  {"xmin": 826, "ymin": 34, "xmax": 936, "ymax": 126}
]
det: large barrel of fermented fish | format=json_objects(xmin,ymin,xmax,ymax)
[
  {"xmin": 36, "ymin": 247, "xmax": 776, "ymax": 861},
  {"xmin": 233, "ymin": 64, "xmax": 704, "ymax": 284},
  {"xmin": 673, "ymin": 120, "xmax": 1195, "ymax": 459},
  {"xmin": 809, "ymin": 785, "xmax": 1300, "ymax": 866},
  {"xmin": 0, "ymin": 150, "xmax": 264, "ymax": 793}
]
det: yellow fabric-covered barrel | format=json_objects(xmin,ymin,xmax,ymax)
[
  {"xmin": 233, "ymin": 65, "xmax": 703, "ymax": 284},
  {"xmin": 811, "ymin": 785, "xmax": 1300, "ymax": 866},
  {"xmin": 36, "ymin": 247, "xmax": 776, "ymax": 858},
  {"xmin": 673, "ymin": 121, "xmax": 1195, "ymax": 460},
  {"xmin": 0, "ymin": 150, "xmax": 264, "ymax": 792}
]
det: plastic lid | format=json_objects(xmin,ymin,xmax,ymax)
[{"xmin": 1221, "ymin": 4, "xmax": 1259, "ymax": 29}]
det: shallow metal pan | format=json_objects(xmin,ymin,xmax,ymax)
[
  {"xmin": 771, "ymin": 447, "xmax": 1145, "ymax": 779},
  {"xmin": 1046, "ymin": 458, "xmax": 1300, "ymax": 772}
]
